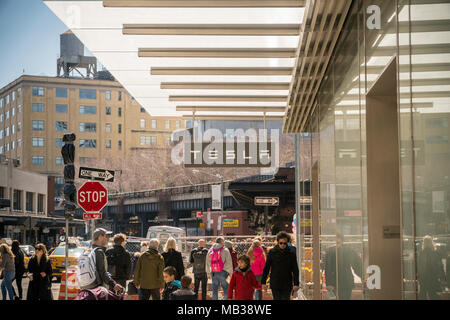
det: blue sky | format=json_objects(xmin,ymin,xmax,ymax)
[{"xmin": 0, "ymin": 0, "xmax": 94, "ymax": 88}]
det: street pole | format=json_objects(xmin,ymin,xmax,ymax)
[
  {"xmin": 221, "ymin": 178, "xmax": 224, "ymax": 236},
  {"xmin": 65, "ymin": 218, "xmax": 69, "ymax": 300}
]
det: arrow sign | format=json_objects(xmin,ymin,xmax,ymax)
[
  {"xmin": 79, "ymin": 167, "xmax": 115, "ymax": 182},
  {"xmin": 254, "ymin": 197, "xmax": 280, "ymax": 206}
]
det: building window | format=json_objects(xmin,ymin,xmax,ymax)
[
  {"xmin": 105, "ymin": 123, "xmax": 111, "ymax": 133},
  {"xmin": 106, "ymin": 140, "xmax": 111, "ymax": 149},
  {"xmin": 13, "ymin": 190, "xmax": 22, "ymax": 210},
  {"xmin": 11, "ymin": 141, "xmax": 14, "ymax": 150},
  {"xmin": 55, "ymin": 177, "xmax": 65, "ymax": 185},
  {"xmin": 140, "ymin": 136, "xmax": 157, "ymax": 146},
  {"xmin": 118, "ymin": 140, "xmax": 122, "ymax": 150},
  {"xmin": 32, "ymin": 103, "xmax": 45, "ymax": 112},
  {"xmin": 32, "ymin": 156, "xmax": 44, "ymax": 166},
  {"xmin": 32, "ymin": 137, "xmax": 45, "ymax": 147},
  {"xmin": 118, "ymin": 107, "xmax": 122, "ymax": 117},
  {"xmin": 6, "ymin": 127, "xmax": 9, "ymax": 137},
  {"xmin": 17, "ymin": 88, "xmax": 22, "ymax": 98},
  {"xmin": 79, "ymin": 105, "xmax": 96, "ymax": 114},
  {"xmin": 6, "ymin": 95, "xmax": 9, "ymax": 104},
  {"xmin": 106, "ymin": 90, "xmax": 111, "ymax": 100},
  {"xmin": 426, "ymin": 118, "xmax": 448, "ymax": 129},
  {"xmin": 17, "ymin": 139, "xmax": 21, "ymax": 149},
  {"xmin": 12, "ymin": 91, "xmax": 15, "ymax": 102},
  {"xmin": 6, "ymin": 111, "xmax": 9, "ymax": 119},
  {"xmin": 5, "ymin": 143, "xmax": 9, "ymax": 152},
  {"xmin": 11, "ymin": 125, "xmax": 15, "ymax": 135},
  {"xmin": 17, "ymin": 122, "xmax": 21, "ymax": 132},
  {"xmin": 0, "ymin": 129, "xmax": 2, "ymax": 139},
  {"xmin": 185, "ymin": 120, "xmax": 193, "ymax": 128},
  {"xmin": 165, "ymin": 120, "xmax": 170, "ymax": 130},
  {"xmin": 118, "ymin": 91, "xmax": 122, "ymax": 101},
  {"xmin": 79, "ymin": 122, "xmax": 97, "ymax": 133},
  {"xmin": 56, "ymin": 88, "xmax": 67, "ymax": 98},
  {"xmin": 79, "ymin": 89, "xmax": 96, "ymax": 100},
  {"xmin": 56, "ymin": 138, "xmax": 64, "ymax": 147},
  {"xmin": 56, "ymin": 104, "xmax": 68, "ymax": 113},
  {"xmin": 11, "ymin": 107, "xmax": 15, "ymax": 117},
  {"xmin": 79, "ymin": 157, "xmax": 96, "ymax": 164},
  {"xmin": 140, "ymin": 107, "xmax": 146, "ymax": 113},
  {"xmin": 32, "ymin": 87, "xmax": 45, "ymax": 97},
  {"xmin": 56, "ymin": 157, "xmax": 64, "ymax": 166},
  {"xmin": 0, "ymin": 114, "xmax": 3, "ymax": 122},
  {"xmin": 106, "ymin": 107, "xmax": 111, "ymax": 115},
  {"xmin": 0, "ymin": 146, "xmax": 3, "ymax": 154},
  {"xmin": 0, "ymin": 98, "xmax": 3, "ymax": 108},
  {"xmin": 17, "ymin": 104, "xmax": 21, "ymax": 113},
  {"xmin": 165, "ymin": 137, "xmax": 171, "ymax": 146},
  {"xmin": 118, "ymin": 124, "xmax": 122, "ymax": 134},
  {"xmin": 56, "ymin": 121, "xmax": 68, "ymax": 132},
  {"xmin": 38, "ymin": 194, "xmax": 44, "ymax": 213},
  {"xmin": 32, "ymin": 120, "xmax": 44, "ymax": 131},
  {"xmin": 26, "ymin": 192, "xmax": 34, "ymax": 212},
  {"xmin": 151, "ymin": 119, "xmax": 157, "ymax": 129},
  {"xmin": 426, "ymin": 135, "xmax": 449, "ymax": 144},
  {"xmin": 140, "ymin": 119, "xmax": 146, "ymax": 129},
  {"xmin": 79, "ymin": 139, "xmax": 97, "ymax": 148}
]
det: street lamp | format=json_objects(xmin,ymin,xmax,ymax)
[{"xmin": 192, "ymin": 170, "xmax": 224, "ymax": 236}]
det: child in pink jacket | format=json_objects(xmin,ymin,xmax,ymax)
[{"xmin": 248, "ymin": 241, "xmax": 266, "ymax": 300}]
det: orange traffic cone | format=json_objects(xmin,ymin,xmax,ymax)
[{"xmin": 58, "ymin": 268, "xmax": 80, "ymax": 300}]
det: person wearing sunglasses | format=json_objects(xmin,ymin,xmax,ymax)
[
  {"xmin": 261, "ymin": 231, "xmax": 299, "ymax": 300},
  {"xmin": 26, "ymin": 243, "xmax": 53, "ymax": 300}
]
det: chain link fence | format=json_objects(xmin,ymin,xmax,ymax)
[{"xmin": 125, "ymin": 235, "xmax": 278, "ymax": 270}]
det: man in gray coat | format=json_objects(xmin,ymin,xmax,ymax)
[{"xmin": 205, "ymin": 237, "xmax": 233, "ymax": 300}]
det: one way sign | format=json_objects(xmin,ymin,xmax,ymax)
[{"xmin": 79, "ymin": 167, "xmax": 115, "ymax": 182}]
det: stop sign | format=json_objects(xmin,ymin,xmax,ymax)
[{"xmin": 77, "ymin": 181, "xmax": 108, "ymax": 213}]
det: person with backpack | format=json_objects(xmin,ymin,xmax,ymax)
[
  {"xmin": 134, "ymin": 238, "xmax": 165, "ymax": 300},
  {"xmin": 261, "ymin": 231, "xmax": 299, "ymax": 300},
  {"xmin": 11, "ymin": 240, "xmax": 25, "ymax": 300},
  {"xmin": 205, "ymin": 237, "xmax": 233, "ymax": 300},
  {"xmin": 105, "ymin": 233, "xmax": 132, "ymax": 289},
  {"xmin": 162, "ymin": 237, "xmax": 185, "ymax": 281},
  {"xmin": 228, "ymin": 255, "xmax": 260, "ymax": 300},
  {"xmin": 77, "ymin": 228, "xmax": 123, "ymax": 294},
  {"xmin": 189, "ymin": 239, "xmax": 208, "ymax": 300},
  {"xmin": 224, "ymin": 241, "xmax": 238, "ymax": 271}
]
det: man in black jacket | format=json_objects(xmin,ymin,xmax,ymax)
[
  {"xmin": 261, "ymin": 232, "xmax": 299, "ymax": 300},
  {"xmin": 106, "ymin": 233, "xmax": 132, "ymax": 289},
  {"xmin": 189, "ymin": 239, "xmax": 208, "ymax": 300},
  {"xmin": 90, "ymin": 228, "xmax": 123, "ymax": 292},
  {"xmin": 324, "ymin": 233, "xmax": 362, "ymax": 300}
]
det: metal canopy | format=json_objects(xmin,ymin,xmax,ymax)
[{"xmin": 44, "ymin": 0, "xmax": 306, "ymax": 119}]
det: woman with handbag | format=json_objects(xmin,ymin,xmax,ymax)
[
  {"xmin": 0, "ymin": 243, "xmax": 16, "ymax": 300},
  {"xmin": 26, "ymin": 243, "xmax": 53, "ymax": 300}
]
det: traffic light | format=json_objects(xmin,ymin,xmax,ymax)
[{"xmin": 62, "ymin": 133, "xmax": 76, "ymax": 221}]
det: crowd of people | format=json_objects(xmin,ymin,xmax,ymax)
[{"xmin": 1, "ymin": 230, "xmax": 447, "ymax": 300}]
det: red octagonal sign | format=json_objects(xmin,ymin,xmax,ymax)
[{"xmin": 77, "ymin": 181, "xmax": 108, "ymax": 214}]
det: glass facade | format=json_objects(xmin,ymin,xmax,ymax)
[{"xmin": 295, "ymin": 0, "xmax": 450, "ymax": 300}]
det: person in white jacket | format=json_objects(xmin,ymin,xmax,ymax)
[{"xmin": 205, "ymin": 237, "xmax": 233, "ymax": 300}]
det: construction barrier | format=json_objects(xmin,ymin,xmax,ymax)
[{"xmin": 58, "ymin": 268, "xmax": 80, "ymax": 300}]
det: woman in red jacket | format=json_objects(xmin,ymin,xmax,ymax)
[{"xmin": 228, "ymin": 255, "xmax": 260, "ymax": 300}]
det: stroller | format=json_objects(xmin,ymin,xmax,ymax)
[{"xmin": 75, "ymin": 286, "xmax": 124, "ymax": 301}]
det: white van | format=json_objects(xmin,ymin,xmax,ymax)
[
  {"xmin": 146, "ymin": 226, "xmax": 188, "ymax": 263},
  {"xmin": 146, "ymin": 225, "xmax": 186, "ymax": 244}
]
